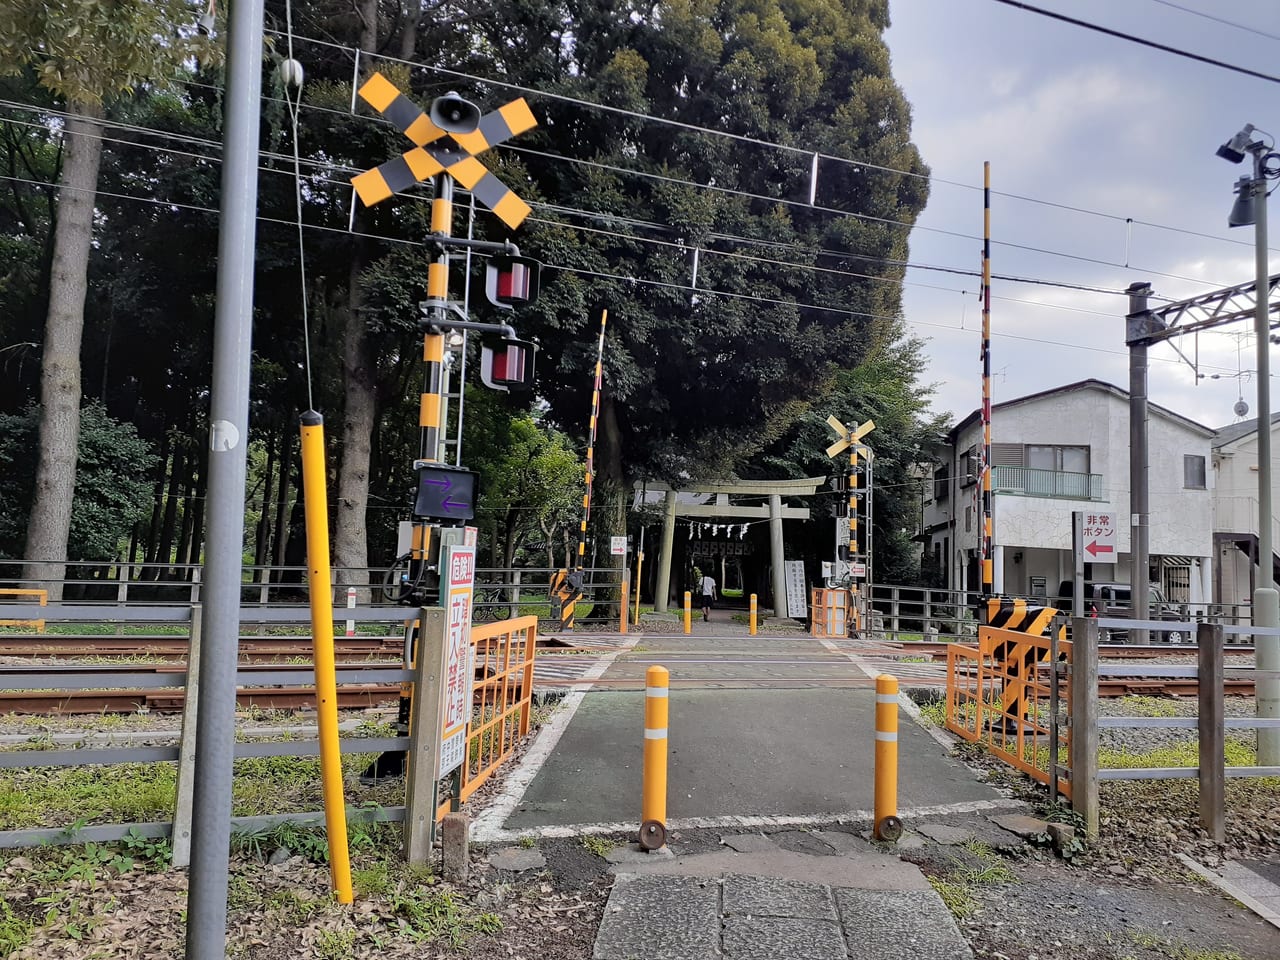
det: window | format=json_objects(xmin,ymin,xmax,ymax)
[
  {"xmin": 1027, "ymin": 444, "xmax": 1090, "ymax": 473},
  {"xmin": 1184, "ymin": 454, "xmax": 1206, "ymax": 489},
  {"xmin": 934, "ymin": 464, "xmax": 950, "ymax": 501}
]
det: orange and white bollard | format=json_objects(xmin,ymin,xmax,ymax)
[
  {"xmin": 683, "ymin": 592, "xmax": 692, "ymax": 635},
  {"xmin": 640, "ymin": 665, "xmax": 669, "ymax": 850},
  {"xmin": 749, "ymin": 594, "xmax": 758, "ymax": 636},
  {"xmin": 874, "ymin": 673, "xmax": 902, "ymax": 841}
]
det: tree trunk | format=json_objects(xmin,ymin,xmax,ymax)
[
  {"xmin": 333, "ymin": 4, "xmax": 380, "ymax": 602},
  {"xmin": 186, "ymin": 463, "xmax": 206, "ymax": 567},
  {"xmin": 272, "ymin": 426, "xmax": 294, "ymax": 578},
  {"xmin": 24, "ymin": 101, "xmax": 105, "ymax": 601},
  {"xmin": 598, "ymin": 396, "xmax": 627, "ymax": 604},
  {"xmin": 254, "ymin": 429, "xmax": 277, "ymax": 575},
  {"xmin": 334, "ymin": 253, "xmax": 376, "ymax": 602},
  {"xmin": 174, "ymin": 466, "xmax": 197, "ymax": 579},
  {"xmin": 155, "ymin": 442, "xmax": 186, "ymax": 576},
  {"xmin": 398, "ymin": 0, "xmax": 420, "ymax": 60},
  {"xmin": 142, "ymin": 433, "xmax": 170, "ymax": 579}
]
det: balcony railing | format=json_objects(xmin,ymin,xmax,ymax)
[{"xmin": 993, "ymin": 465, "xmax": 1103, "ymax": 501}]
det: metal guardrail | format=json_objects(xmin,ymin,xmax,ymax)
[{"xmin": 0, "ymin": 602, "xmax": 539, "ymax": 851}]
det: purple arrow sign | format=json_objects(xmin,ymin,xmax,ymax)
[
  {"xmin": 420, "ymin": 475, "xmax": 452, "ymax": 490},
  {"xmin": 442, "ymin": 496, "xmax": 471, "ymax": 513}
]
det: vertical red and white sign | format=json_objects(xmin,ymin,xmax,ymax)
[{"xmin": 438, "ymin": 544, "xmax": 476, "ymax": 777}]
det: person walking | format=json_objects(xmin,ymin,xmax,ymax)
[{"xmin": 700, "ymin": 571, "xmax": 717, "ymax": 622}]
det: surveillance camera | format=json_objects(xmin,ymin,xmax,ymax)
[
  {"xmin": 197, "ymin": 12, "xmax": 215, "ymax": 36},
  {"xmin": 1216, "ymin": 124, "xmax": 1256, "ymax": 164}
]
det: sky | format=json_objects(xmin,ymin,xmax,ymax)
[{"xmin": 883, "ymin": 0, "xmax": 1280, "ymax": 430}]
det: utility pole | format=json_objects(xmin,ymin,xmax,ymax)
[
  {"xmin": 185, "ymin": 0, "xmax": 264, "ymax": 955},
  {"xmin": 1127, "ymin": 282, "xmax": 1153, "ymax": 644}
]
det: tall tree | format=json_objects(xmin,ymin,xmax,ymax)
[{"xmin": 0, "ymin": 0, "xmax": 213, "ymax": 597}]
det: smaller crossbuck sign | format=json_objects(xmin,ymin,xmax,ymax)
[
  {"xmin": 350, "ymin": 73, "xmax": 537, "ymax": 228},
  {"xmin": 824, "ymin": 415, "xmax": 875, "ymax": 459}
]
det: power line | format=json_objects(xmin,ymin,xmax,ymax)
[
  {"xmin": 0, "ymin": 110, "xmax": 1152, "ymax": 309},
  {"xmin": 1144, "ymin": 0, "xmax": 1280, "ymax": 44},
  {"xmin": 987, "ymin": 0, "xmax": 1280, "ymax": 84},
  {"xmin": 245, "ymin": 31, "xmax": 1280, "ymax": 256},
  {"xmin": 0, "ymin": 171, "xmax": 1256, "ymax": 381},
  {"xmin": 0, "ymin": 91, "xmax": 1263, "ymax": 290}
]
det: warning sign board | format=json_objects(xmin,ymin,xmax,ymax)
[{"xmin": 438, "ymin": 545, "xmax": 476, "ymax": 777}]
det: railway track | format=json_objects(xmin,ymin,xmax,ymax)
[{"xmin": 0, "ymin": 665, "xmax": 1257, "ymax": 714}]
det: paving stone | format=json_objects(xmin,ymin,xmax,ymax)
[
  {"xmin": 835, "ymin": 888, "xmax": 973, "ymax": 960},
  {"xmin": 989, "ymin": 813, "xmax": 1050, "ymax": 839},
  {"xmin": 488, "ymin": 847, "xmax": 546, "ymax": 872},
  {"xmin": 593, "ymin": 875, "xmax": 721, "ymax": 960},
  {"xmin": 722, "ymin": 915, "xmax": 847, "ymax": 960},
  {"xmin": 721, "ymin": 833, "xmax": 777, "ymax": 853},
  {"xmin": 772, "ymin": 830, "xmax": 838, "ymax": 856},
  {"xmin": 916, "ymin": 823, "xmax": 971, "ymax": 845},
  {"xmin": 605, "ymin": 843, "xmax": 674, "ymax": 864},
  {"xmin": 812, "ymin": 830, "xmax": 872, "ymax": 854},
  {"xmin": 722, "ymin": 875, "xmax": 837, "ymax": 920}
]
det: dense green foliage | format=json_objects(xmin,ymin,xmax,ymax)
[
  {"xmin": 0, "ymin": 403, "xmax": 156, "ymax": 561},
  {"xmin": 0, "ymin": 0, "xmax": 944, "ymax": 584}
]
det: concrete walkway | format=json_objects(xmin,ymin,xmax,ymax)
[{"xmin": 593, "ymin": 829, "xmax": 973, "ymax": 959}]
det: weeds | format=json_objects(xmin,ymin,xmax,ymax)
[
  {"xmin": 389, "ymin": 885, "xmax": 502, "ymax": 946},
  {"xmin": 928, "ymin": 839, "xmax": 1017, "ymax": 921},
  {"xmin": 315, "ymin": 928, "xmax": 359, "ymax": 960},
  {"xmin": 581, "ymin": 835, "xmax": 615, "ymax": 858}
]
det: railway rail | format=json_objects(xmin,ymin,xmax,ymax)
[{"xmin": 0, "ymin": 637, "xmax": 1260, "ymax": 714}]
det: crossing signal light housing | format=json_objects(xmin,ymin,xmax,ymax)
[
  {"xmin": 481, "ymin": 337, "xmax": 537, "ymax": 392},
  {"xmin": 485, "ymin": 255, "xmax": 541, "ymax": 309},
  {"xmin": 838, "ymin": 544, "xmax": 851, "ymax": 562}
]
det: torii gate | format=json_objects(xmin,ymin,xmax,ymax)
[{"xmin": 636, "ymin": 477, "xmax": 825, "ymax": 616}]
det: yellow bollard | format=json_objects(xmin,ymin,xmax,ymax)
[
  {"xmin": 640, "ymin": 665, "xmax": 669, "ymax": 850},
  {"xmin": 683, "ymin": 592, "xmax": 692, "ymax": 634},
  {"xmin": 874, "ymin": 673, "xmax": 902, "ymax": 842},
  {"xmin": 299, "ymin": 411, "xmax": 353, "ymax": 903},
  {"xmin": 620, "ymin": 577, "xmax": 629, "ymax": 634},
  {"xmin": 749, "ymin": 594, "xmax": 758, "ymax": 636}
]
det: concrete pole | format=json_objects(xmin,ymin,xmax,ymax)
[
  {"xmin": 654, "ymin": 490, "xmax": 677, "ymax": 613},
  {"xmin": 185, "ymin": 0, "xmax": 264, "ymax": 955},
  {"xmin": 1248, "ymin": 155, "xmax": 1279, "ymax": 764},
  {"xmin": 769, "ymin": 494, "xmax": 787, "ymax": 618},
  {"xmin": 1128, "ymin": 282, "xmax": 1152, "ymax": 644}
]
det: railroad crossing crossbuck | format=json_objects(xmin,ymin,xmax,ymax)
[{"xmin": 350, "ymin": 72, "xmax": 538, "ymax": 228}]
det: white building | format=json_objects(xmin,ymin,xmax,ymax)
[
  {"xmin": 1211, "ymin": 413, "xmax": 1280, "ymax": 607},
  {"xmin": 920, "ymin": 379, "xmax": 1215, "ymax": 604}
]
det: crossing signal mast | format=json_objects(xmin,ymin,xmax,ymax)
[{"xmin": 347, "ymin": 74, "xmax": 541, "ymax": 797}]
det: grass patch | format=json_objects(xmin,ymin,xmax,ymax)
[
  {"xmin": 581, "ymin": 835, "xmax": 615, "ymax": 858},
  {"xmin": 927, "ymin": 839, "xmax": 1017, "ymax": 920},
  {"xmin": 1100, "ymin": 736, "xmax": 1258, "ymax": 771},
  {"xmin": 1117, "ymin": 695, "xmax": 1180, "ymax": 718}
]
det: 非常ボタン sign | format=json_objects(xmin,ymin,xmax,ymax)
[
  {"xmin": 610, "ymin": 536, "xmax": 627, "ymax": 556},
  {"xmin": 438, "ymin": 545, "xmax": 476, "ymax": 777},
  {"xmin": 1082, "ymin": 512, "xmax": 1117, "ymax": 558}
]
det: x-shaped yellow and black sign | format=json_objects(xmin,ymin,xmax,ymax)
[{"xmin": 350, "ymin": 73, "xmax": 537, "ymax": 229}]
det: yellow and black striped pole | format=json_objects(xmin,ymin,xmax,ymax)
[
  {"xmin": 576, "ymin": 309, "xmax": 608, "ymax": 571},
  {"xmin": 980, "ymin": 161, "xmax": 994, "ymax": 597}
]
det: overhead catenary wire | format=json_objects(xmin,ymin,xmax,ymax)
[
  {"xmin": 245, "ymin": 29, "xmax": 1280, "ymax": 257},
  {"xmin": 1144, "ymin": 0, "xmax": 1280, "ymax": 43},
  {"xmin": 282, "ymin": 0, "xmax": 315, "ymax": 411},
  {"xmin": 0, "ymin": 110, "xmax": 1156, "ymax": 314},
  {"xmin": 986, "ymin": 0, "xmax": 1280, "ymax": 85},
  {"xmin": 0, "ymin": 168, "xmax": 1258, "ymax": 378},
  {"xmin": 0, "ymin": 94, "xmax": 1260, "ymax": 292}
]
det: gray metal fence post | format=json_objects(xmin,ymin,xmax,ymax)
[
  {"xmin": 404, "ymin": 608, "xmax": 448, "ymax": 863},
  {"xmin": 1069, "ymin": 615, "xmax": 1099, "ymax": 839},
  {"xmin": 1197, "ymin": 621, "xmax": 1226, "ymax": 841},
  {"xmin": 172, "ymin": 603, "xmax": 203, "ymax": 868}
]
